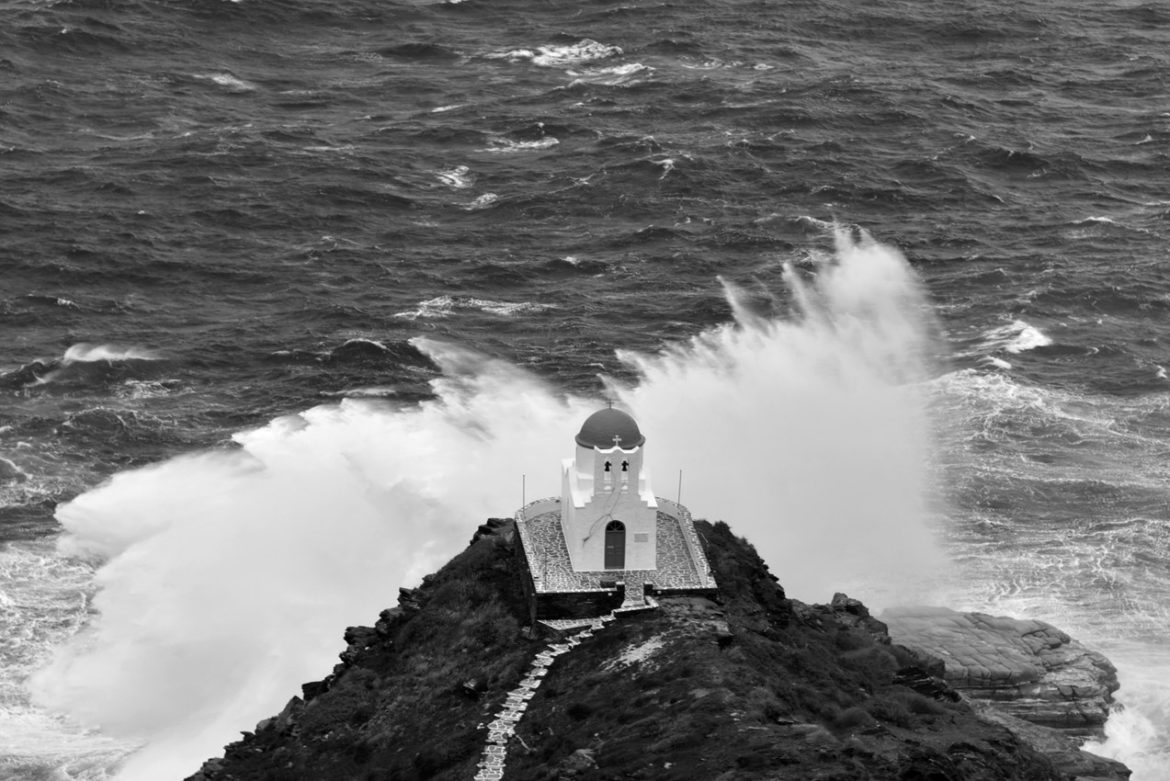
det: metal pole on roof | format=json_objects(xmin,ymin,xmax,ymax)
[
  {"xmin": 677, "ymin": 470, "xmax": 683, "ymax": 506},
  {"xmin": 522, "ymin": 473, "xmax": 526, "ymax": 509}
]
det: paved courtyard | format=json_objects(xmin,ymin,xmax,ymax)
[{"xmin": 516, "ymin": 497, "xmax": 716, "ymax": 596}]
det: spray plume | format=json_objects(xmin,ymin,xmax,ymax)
[{"xmin": 31, "ymin": 232, "xmax": 944, "ymax": 779}]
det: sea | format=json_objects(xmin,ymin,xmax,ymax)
[{"xmin": 2, "ymin": 0, "xmax": 1169, "ymax": 778}]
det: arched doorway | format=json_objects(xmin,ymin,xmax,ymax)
[{"xmin": 604, "ymin": 520, "xmax": 626, "ymax": 569}]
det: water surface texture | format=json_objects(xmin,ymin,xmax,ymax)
[{"xmin": 2, "ymin": 0, "xmax": 1169, "ymax": 778}]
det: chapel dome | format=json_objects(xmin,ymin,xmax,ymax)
[{"xmin": 575, "ymin": 408, "xmax": 646, "ymax": 449}]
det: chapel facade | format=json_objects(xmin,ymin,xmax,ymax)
[
  {"xmin": 514, "ymin": 407, "xmax": 717, "ymax": 621},
  {"xmin": 560, "ymin": 408, "xmax": 658, "ymax": 572}
]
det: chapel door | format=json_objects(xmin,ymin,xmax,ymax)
[{"xmin": 604, "ymin": 520, "xmax": 626, "ymax": 569}]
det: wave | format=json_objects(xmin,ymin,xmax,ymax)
[
  {"xmin": 393, "ymin": 295, "xmax": 557, "ymax": 320},
  {"xmin": 434, "ymin": 165, "xmax": 473, "ymax": 189},
  {"xmin": 477, "ymin": 137, "xmax": 559, "ymax": 154},
  {"xmin": 567, "ymin": 62, "xmax": 652, "ymax": 87},
  {"xmin": 967, "ymin": 319, "xmax": 1053, "ymax": 358},
  {"xmin": 62, "ymin": 344, "xmax": 158, "ymax": 364},
  {"xmin": 487, "ymin": 38, "xmax": 622, "ymax": 67},
  {"xmin": 28, "ymin": 233, "xmax": 944, "ymax": 779},
  {"xmin": 193, "ymin": 73, "xmax": 257, "ymax": 93},
  {"xmin": 0, "ymin": 344, "xmax": 161, "ymax": 392}
]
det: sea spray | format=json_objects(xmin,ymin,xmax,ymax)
[
  {"xmin": 620, "ymin": 233, "xmax": 945, "ymax": 604},
  {"xmin": 31, "ymin": 234, "xmax": 944, "ymax": 779},
  {"xmin": 32, "ymin": 358, "xmax": 585, "ymax": 781}
]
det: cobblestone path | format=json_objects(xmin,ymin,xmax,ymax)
[{"xmin": 472, "ymin": 615, "xmax": 615, "ymax": 781}]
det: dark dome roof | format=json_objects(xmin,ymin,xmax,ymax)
[{"xmin": 575, "ymin": 408, "xmax": 646, "ymax": 449}]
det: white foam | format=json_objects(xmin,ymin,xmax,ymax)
[
  {"xmin": 478, "ymin": 137, "xmax": 559, "ymax": 154},
  {"xmin": 435, "ymin": 165, "xmax": 473, "ymax": 189},
  {"xmin": 62, "ymin": 344, "xmax": 158, "ymax": 364},
  {"xmin": 1084, "ymin": 654, "xmax": 1170, "ymax": 781},
  {"xmin": 0, "ymin": 541, "xmax": 138, "ymax": 775},
  {"xmin": 488, "ymin": 38, "xmax": 621, "ymax": 68},
  {"xmin": 196, "ymin": 73, "xmax": 256, "ymax": 93},
  {"xmin": 465, "ymin": 193, "xmax": 500, "ymax": 210},
  {"xmin": 30, "ymin": 232, "xmax": 944, "ymax": 779},
  {"xmin": 974, "ymin": 319, "xmax": 1052, "ymax": 355},
  {"xmin": 567, "ymin": 62, "xmax": 651, "ymax": 87},
  {"xmin": 979, "ymin": 356, "xmax": 1013, "ymax": 370},
  {"xmin": 393, "ymin": 295, "xmax": 557, "ymax": 320}
]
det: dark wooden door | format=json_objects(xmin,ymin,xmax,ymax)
[{"xmin": 604, "ymin": 520, "xmax": 626, "ymax": 569}]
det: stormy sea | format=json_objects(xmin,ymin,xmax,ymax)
[{"xmin": 2, "ymin": 0, "xmax": 1169, "ymax": 777}]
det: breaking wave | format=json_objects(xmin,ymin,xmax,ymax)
[{"xmin": 29, "ymin": 233, "xmax": 944, "ymax": 779}]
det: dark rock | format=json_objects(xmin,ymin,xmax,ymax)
[
  {"xmin": 375, "ymin": 606, "xmax": 405, "ymax": 637},
  {"xmin": 893, "ymin": 665, "xmax": 962, "ymax": 702},
  {"xmin": 885, "ymin": 606, "xmax": 1120, "ymax": 732},
  {"xmin": 712, "ymin": 619, "xmax": 735, "ymax": 648},
  {"xmin": 300, "ymin": 679, "xmax": 329, "ymax": 702},
  {"xmin": 830, "ymin": 591, "xmax": 891, "ymax": 643},
  {"xmin": 457, "ymin": 678, "xmax": 485, "ymax": 699},
  {"xmin": 188, "ymin": 757, "xmax": 224, "ymax": 781},
  {"xmin": 398, "ymin": 587, "xmax": 421, "ymax": 613},
  {"xmin": 556, "ymin": 747, "xmax": 597, "ymax": 776},
  {"xmin": 188, "ymin": 519, "xmax": 1117, "ymax": 781},
  {"xmin": 339, "ymin": 625, "xmax": 379, "ymax": 665},
  {"xmin": 969, "ymin": 700, "xmax": 1130, "ymax": 781},
  {"xmin": 469, "ymin": 516, "xmax": 511, "ymax": 545}
]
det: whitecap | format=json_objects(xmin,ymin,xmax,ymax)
[
  {"xmin": 435, "ymin": 165, "xmax": 473, "ymax": 189},
  {"xmin": 117, "ymin": 380, "xmax": 182, "ymax": 400},
  {"xmin": 464, "ymin": 193, "xmax": 500, "ymax": 210},
  {"xmin": 974, "ymin": 320, "xmax": 1053, "ymax": 355},
  {"xmin": 567, "ymin": 62, "xmax": 651, "ymax": 87},
  {"xmin": 393, "ymin": 295, "xmax": 556, "ymax": 320},
  {"xmin": 196, "ymin": 73, "xmax": 256, "ymax": 93},
  {"xmin": 302, "ymin": 145, "xmax": 355, "ymax": 154},
  {"xmin": 979, "ymin": 356, "xmax": 1013, "ymax": 370},
  {"xmin": 319, "ymin": 387, "xmax": 401, "ymax": 399},
  {"xmin": 62, "ymin": 343, "xmax": 158, "ymax": 364},
  {"xmin": 488, "ymin": 38, "xmax": 622, "ymax": 67},
  {"xmin": 478, "ymin": 137, "xmax": 559, "ymax": 154},
  {"xmin": 62, "ymin": 344, "xmax": 158, "ymax": 364},
  {"xmin": 431, "ymin": 104, "xmax": 463, "ymax": 113}
]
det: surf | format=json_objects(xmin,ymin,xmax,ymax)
[{"xmin": 22, "ymin": 233, "xmax": 954, "ymax": 778}]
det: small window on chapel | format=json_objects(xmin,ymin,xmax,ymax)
[
  {"xmin": 621, "ymin": 460, "xmax": 629, "ymax": 472},
  {"xmin": 604, "ymin": 461, "xmax": 612, "ymax": 472}
]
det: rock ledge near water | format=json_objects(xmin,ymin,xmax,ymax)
[{"xmin": 885, "ymin": 605, "xmax": 1127, "ymax": 781}]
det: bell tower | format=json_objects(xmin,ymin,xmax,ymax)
[{"xmin": 560, "ymin": 408, "xmax": 658, "ymax": 572}]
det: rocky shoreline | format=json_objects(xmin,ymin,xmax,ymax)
[
  {"xmin": 885, "ymin": 606, "xmax": 1126, "ymax": 780},
  {"xmin": 188, "ymin": 520, "xmax": 1130, "ymax": 780}
]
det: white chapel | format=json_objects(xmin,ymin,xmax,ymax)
[
  {"xmin": 513, "ymin": 406, "xmax": 716, "ymax": 619},
  {"xmin": 560, "ymin": 407, "xmax": 658, "ymax": 572}
]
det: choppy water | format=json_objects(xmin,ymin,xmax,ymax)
[{"xmin": 2, "ymin": 0, "xmax": 1169, "ymax": 778}]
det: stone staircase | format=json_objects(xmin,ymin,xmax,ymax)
[{"xmin": 473, "ymin": 616, "xmax": 612, "ymax": 781}]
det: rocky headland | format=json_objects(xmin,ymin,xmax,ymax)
[{"xmin": 188, "ymin": 519, "xmax": 1129, "ymax": 780}]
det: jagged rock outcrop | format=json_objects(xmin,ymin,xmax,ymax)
[
  {"xmin": 187, "ymin": 521, "xmax": 1126, "ymax": 781},
  {"xmin": 884, "ymin": 607, "xmax": 1119, "ymax": 730},
  {"xmin": 885, "ymin": 606, "xmax": 1128, "ymax": 781}
]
